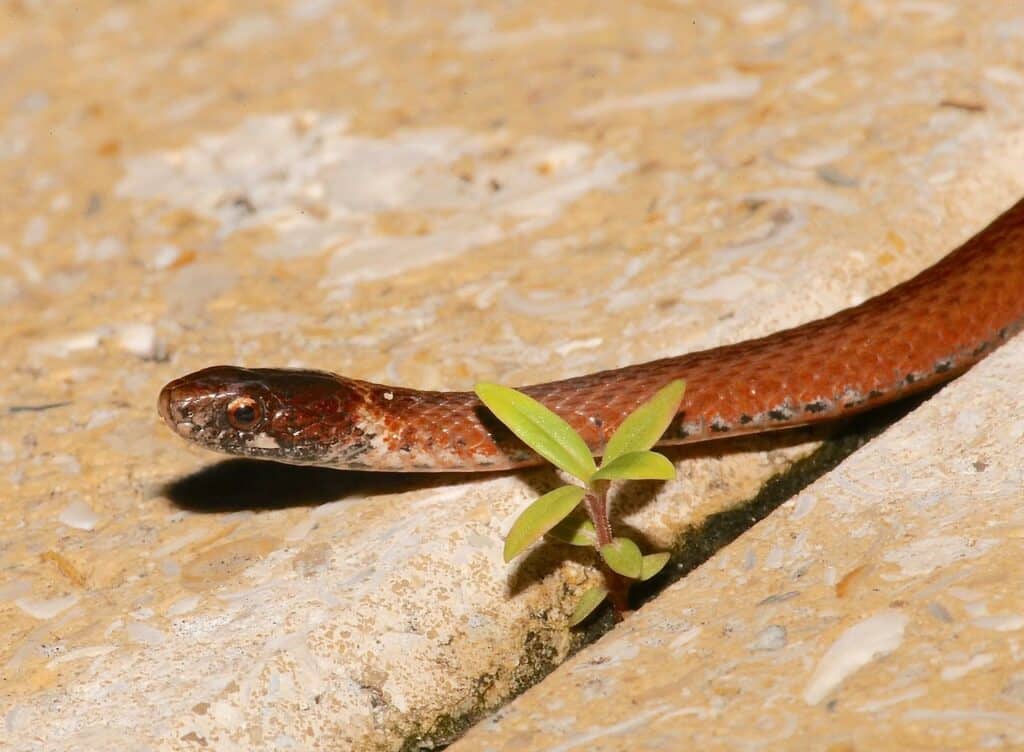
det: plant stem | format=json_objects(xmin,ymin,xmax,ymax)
[
  {"xmin": 584, "ymin": 481, "xmax": 631, "ymax": 620},
  {"xmin": 585, "ymin": 480, "xmax": 614, "ymax": 546}
]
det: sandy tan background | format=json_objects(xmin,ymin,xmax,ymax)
[{"xmin": 3, "ymin": 1, "xmax": 1024, "ymax": 749}]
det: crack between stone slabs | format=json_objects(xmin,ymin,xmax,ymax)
[{"xmin": 398, "ymin": 389, "xmax": 933, "ymax": 751}]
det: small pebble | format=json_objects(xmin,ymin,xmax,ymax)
[
  {"xmin": 35, "ymin": 331, "xmax": 102, "ymax": 358},
  {"xmin": 117, "ymin": 323, "xmax": 166, "ymax": 361},
  {"xmin": 151, "ymin": 244, "xmax": 182, "ymax": 270},
  {"xmin": 750, "ymin": 624, "xmax": 788, "ymax": 651},
  {"xmin": 58, "ymin": 499, "xmax": 101, "ymax": 531}
]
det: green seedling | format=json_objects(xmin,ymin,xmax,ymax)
[{"xmin": 475, "ymin": 379, "xmax": 685, "ymax": 624}]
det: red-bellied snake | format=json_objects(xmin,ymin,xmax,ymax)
[{"xmin": 159, "ymin": 198, "xmax": 1024, "ymax": 472}]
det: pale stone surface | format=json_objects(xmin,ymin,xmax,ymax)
[
  {"xmin": 453, "ymin": 331, "xmax": 1024, "ymax": 752},
  {"xmin": 2, "ymin": 1, "xmax": 1024, "ymax": 750}
]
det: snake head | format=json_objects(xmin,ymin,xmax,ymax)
[{"xmin": 157, "ymin": 365, "xmax": 370, "ymax": 467}]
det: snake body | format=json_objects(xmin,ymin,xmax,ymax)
[{"xmin": 159, "ymin": 198, "xmax": 1024, "ymax": 472}]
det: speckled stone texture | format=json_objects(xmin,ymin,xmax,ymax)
[{"xmin": 3, "ymin": 1, "xmax": 1024, "ymax": 750}]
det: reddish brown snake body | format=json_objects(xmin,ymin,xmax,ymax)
[{"xmin": 159, "ymin": 198, "xmax": 1024, "ymax": 472}]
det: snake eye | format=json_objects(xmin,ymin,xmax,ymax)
[{"xmin": 226, "ymin": 396, "xmax": 262, "ymax": 430}]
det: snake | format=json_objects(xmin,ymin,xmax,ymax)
[{"xmin": 158, "ymin": 198, "xmax": 1024, "ymax": 472}]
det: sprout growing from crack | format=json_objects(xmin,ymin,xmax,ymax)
[{"xmin": 475, "ymin": 379, "xmax": 685, "ymax": 623}]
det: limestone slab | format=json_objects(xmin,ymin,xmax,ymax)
[{"xmin": 2, "ymin": 2, "xmax": 1024, "ymax": 750}]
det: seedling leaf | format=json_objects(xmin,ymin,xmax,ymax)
[
  {"xmin": 591, "ymin": 450, "xmax": 675, "ymax": 481},
  {"xmin": 569, "ymin": 585, "xmax": 609, "ymax": 626},
  {"xmin": 640, "ymin": 552, "xmax": 671, "ymax": 581},
  {"xmin": 600, "ymin": 537, "xmax": 643, "ymax": 579},
  {"xmin": 503, "ymin": 485, "xmax": 585, "ymax": 562},
  {"xmin": 546, "ymin": 510, "xmax": 597, "ymax": 546},
  {"xmin": 476, "ymin": 382, "xmax": 597, "ymax": 481},
  {"xmin": 602, "ymin": 379, "xmax": 685, "ymax": 464}
]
